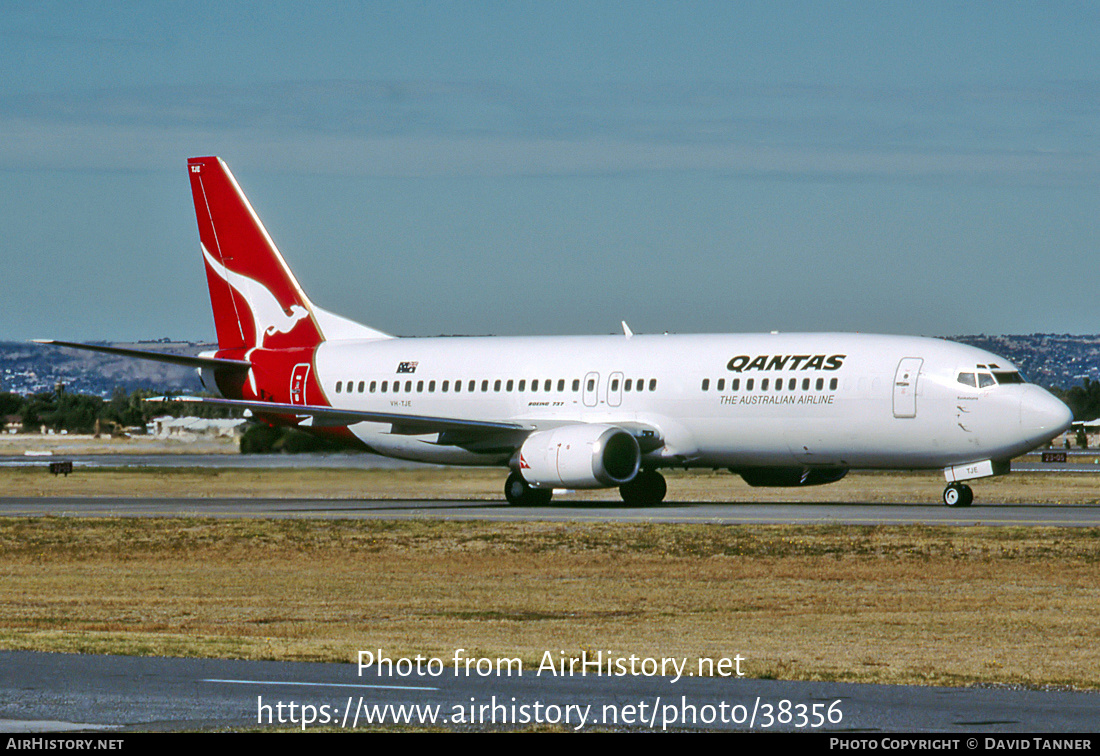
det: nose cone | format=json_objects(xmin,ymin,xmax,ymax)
[{"xmin": 1020, "ymin": 387, "xmax": 1074, "ymax": 443}]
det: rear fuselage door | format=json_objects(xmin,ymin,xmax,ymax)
[
  {"xmin": 893, "ymin": 357, "xmax": 923, "ymax": 418},
  {"xmin": 290, "ymin": 363, "xmax": 311, "ymax": 405}
]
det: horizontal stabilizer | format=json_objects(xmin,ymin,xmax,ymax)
[
  {"xmin": 34, "ymin": 340, "xmax": 252, "ymax": 372},
  {"xmin": 148, "ymin": 395, "xmax": 525, "ymax": 435}
]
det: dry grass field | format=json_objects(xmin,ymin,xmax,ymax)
[{"xmin": 0, "ymin": 513, "xmax": 1097, "ymax": 690}]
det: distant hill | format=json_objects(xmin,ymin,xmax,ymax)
[
  {"xmin": 2, "ymin": 335, "xmax": 1096, "ymax": 397},
  {"xmin": 951, "ymin": 334, "xmax": 1100, "ymax": 389},
  {"xmin": 0, "ymin": 340, "xmax": 209, "ymax": 397}
]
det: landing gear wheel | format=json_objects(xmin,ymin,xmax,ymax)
[
  {"xmin": 943, "ymin": 483, "xmax": 973, "ymax": 508},
  {"xmin": 619, "ymin": 469, "xmax": 667, "ymax": 506},
  {"xmin": 504, "ymin": 471, "xmax": 552, "ymax": 506}
]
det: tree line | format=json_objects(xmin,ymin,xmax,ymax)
[
  {"xmin": 0, "ymin": 388, "xmax": 241, "ymax": 435},
  {"xmin": 1048, "ymin": 380, "xmax": 1100, "ymax": 424},
  {"xmin": 0, "ymin": 388, "xmax": 341, "ymax": 453}
]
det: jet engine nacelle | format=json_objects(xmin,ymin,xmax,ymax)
[
  {"xmin": 736, "ymin": 466, "xmax": 849, "ymax": 487},
  {"xmin": 518, "ymin": 424, "xmax": 641, "ymax": 489}
]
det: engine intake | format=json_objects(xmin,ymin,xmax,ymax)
[{"xmin": 519, "ymin": 424, "xmax": 641, "ymax": 489}]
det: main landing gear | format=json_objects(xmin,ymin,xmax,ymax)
[
  {"xmin": 943, "ymin": 483, "xmax": 973, "ymax": 508},
  {"xmin": 503, "ymin": 469, "xmax": 669, "ymax": 506},
  {"xmin": 619, "ymin": 469, "xmax": 667, "ymax": 506},
  {"xmin": 504, "ymin": 471, "xmax": 552, "ymax": 506}
]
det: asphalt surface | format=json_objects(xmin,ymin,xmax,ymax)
[
  {"xmin": 0, "ymin": 651, "xmax": 1096, "ymax": 733},
  {"xmin": 2, "ymin": 496, "xmax": 1100, "ymax": 526}
]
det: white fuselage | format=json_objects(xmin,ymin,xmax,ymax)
[{"xmin": 309, "ymin": 332, "xmax": 1071, "ymax": 471}]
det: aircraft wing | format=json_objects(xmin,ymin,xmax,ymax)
[
  {"xmin": 34, "ymin": 340, "xmax": 251, "ymax": 372},
  {"xmin": 151, "ymin": 395, "xmax": 526, "ymax": 435},
  {"xmin": 149, "ymin": 397, "xmax": 666, "ymax": 450}
]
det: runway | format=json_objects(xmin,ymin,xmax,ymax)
[
  {"xmin": 2, "ymin": 496, "xmax": 1100, "ymax": 526},
  {"xmin": 1, "ymin": 650, "xmax": 1096, "ymax": 732}
]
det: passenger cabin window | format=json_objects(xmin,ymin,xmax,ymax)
[
  {"xmin": 335, "ymin": 381, "xmax": 342, "ymax": 393},
  {"xmin": 625, "ymin": 379, "xmax": 633, "ymax": 391},
  {"xmin": 717, "ymin": 379, "xmax": 725, "ymax": 391},
  {"xmin": 701, "ymin": 379, "xmax": 710, "ymax": 391},
  {"xmin": 649, "ymin": 379, "xmax": 656, "ymax": 391}
]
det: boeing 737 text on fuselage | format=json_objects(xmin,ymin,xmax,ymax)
[{"xmin": 39, "ymin": 157, "xmax": 1074, "ymax": 507}]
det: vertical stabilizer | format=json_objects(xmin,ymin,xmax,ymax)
[
  {"xmin": 188, "ymin": 156, "xmax": 322, "ymax": 351},
  {"xmin": 188, "ymin": 157, "xmax": 390, "ymax": 351}
]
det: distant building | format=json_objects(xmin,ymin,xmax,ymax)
[
  {"xmin": 3, "ymin": 415, "xmax": 22, "ymax": 434},
  {"xmin": 149, "ymin": 415, "xmax": 246, "ymax": 439}
]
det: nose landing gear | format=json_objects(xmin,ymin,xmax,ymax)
[{"xmin": 943, "ymin": 483, "xmax": 973, "ymax": 507}]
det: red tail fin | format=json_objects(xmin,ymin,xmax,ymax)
[{"xmin": 188, "ymin": 156, "xmax": 324, "ymax": 352}]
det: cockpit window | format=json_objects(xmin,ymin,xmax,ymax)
[{"xmin": 960, "ymin": 368, "xmax": 1028, "ymax": 388}]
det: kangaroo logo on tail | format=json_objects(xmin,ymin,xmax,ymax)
[{"xmin": 201, "ymin": 245, "xmax": 311, "ymax": 349}]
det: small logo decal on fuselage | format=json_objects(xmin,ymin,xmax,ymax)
[{"xmin": 397, "ymin": 361, "xmax": 418, "ymax": 374}]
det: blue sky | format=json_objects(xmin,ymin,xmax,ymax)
[{"xmin": 1, "ymin": 2, "xmax": 1097, "ymax": 341}]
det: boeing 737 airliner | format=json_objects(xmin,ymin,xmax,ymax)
[{"xmin": 40, "ymin": 157, "xmax": 1073, "ymax": 507}]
